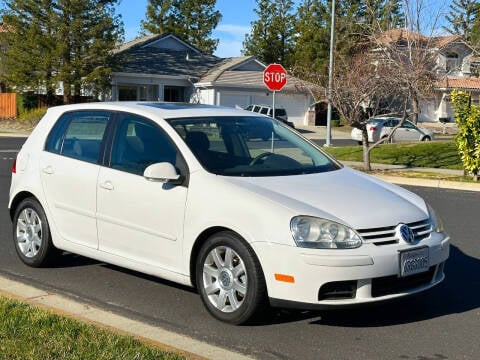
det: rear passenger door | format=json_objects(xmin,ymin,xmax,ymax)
[{"xmin": 39, "ymin": 111, "xmax": 112, "ymax": 249}]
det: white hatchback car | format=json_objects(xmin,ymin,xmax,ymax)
[
  {"xmin": 351, "ymin": 117, "xmax": 434, "ymax": 144},
  {"xmin": 9, "ymin": 103, "xmax": 449, "ymax": 324}
]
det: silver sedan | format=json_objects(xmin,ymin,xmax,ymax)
[{"xmin": 351, "ymin": 117, "xmax": 434, "ymax": 144}]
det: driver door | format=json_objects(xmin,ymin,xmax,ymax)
[{"xmin": 96, "ymin": 113, "xmax": 188, "ymax": 271}]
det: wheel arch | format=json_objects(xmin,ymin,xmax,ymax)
[
  {"xmin": 9, "ymin": 191, "xmax": 38, "ymax": 221},
  {"xmin": 189, "ymin": 226, "xmax": 264, "ymax": 290}
]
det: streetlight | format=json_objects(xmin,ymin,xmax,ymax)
[{"xmin": 325, "ymin": 0, "xmax": 335, "ymax": 147}]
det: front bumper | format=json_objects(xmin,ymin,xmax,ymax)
[{"xmin": 252, "ymin": 233, "xmax": 450, "ymax": 308}]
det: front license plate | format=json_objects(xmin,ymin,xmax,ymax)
[{"xmin": 399, "ymin": 247, "xmax": 429, "ymax": 277}]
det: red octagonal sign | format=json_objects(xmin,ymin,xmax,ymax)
[{"xmin": 263, "ymin": 63, "xmax": 287, "ymax": 91}]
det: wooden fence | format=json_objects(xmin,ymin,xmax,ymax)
[{"xmin": 0, "ymin": 93, "xmax": 17, "ymax": 118}]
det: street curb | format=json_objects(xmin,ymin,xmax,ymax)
[
  {"xmin": 0, "ymin": 275, "xmax": 253, "ymax": 360},
  {"xmin": 373, "ymin": 174, "xmax": 480, "ymax": 192}
]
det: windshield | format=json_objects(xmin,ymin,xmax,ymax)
[{"xmin": 168, "ymin": 116, "xmax": 340, "ymax": 177}]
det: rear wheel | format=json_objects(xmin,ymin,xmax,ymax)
[
  {"xmin": 196, "ymin": 231, "xmax": 268, "ymax": 324},
  {"xmin": 421, "ymin": 136, "xmax": 431, "ymax": 141},
  {"xmin": 13, "ymin": 198, "xmax": 58, "ymax": 267}
]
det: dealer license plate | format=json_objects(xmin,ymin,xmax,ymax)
[{"xmin": 399, "ymin": 247, "xmax": 429, "ymax": 277}]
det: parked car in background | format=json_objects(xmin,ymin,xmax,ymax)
[
  {"xmin": 10, "ymin": 103, "xmax": 449, "ymax": 324},
  {"xmin": 245, "ymin": 104, "xmax": 295, "ymax": 128},
  {"xmin": 351, "ymin": 117, "xmax": 434, "ymax": 144}
]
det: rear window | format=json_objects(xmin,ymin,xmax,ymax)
[{"xmin": 45, "ymin": 111, "xmax": 111, "ymax": 164}]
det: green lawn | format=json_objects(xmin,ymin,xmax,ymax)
[
  {"xmin": 323, "ymin": 141, "xmax": 463, "ymax": 170},
  {"xmin": 0, "ymin": 297, "xmax": 184, "ymax": 360}
]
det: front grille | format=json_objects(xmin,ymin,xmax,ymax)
[
  {"xmin": 371, "ymin": 266, "xmax": 436, "ymax": 297},
  {"xmin": 357, "ymin": 219, "xmax": 432, "ymax": 245}
]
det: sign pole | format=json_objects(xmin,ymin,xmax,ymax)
[
  {"xmin": 271, "ymin": 90, "xmax": 276, "ymax": 151},
  {"xmin": 272, "ymin": 90, "xmax": 276, "ymax": 120}
]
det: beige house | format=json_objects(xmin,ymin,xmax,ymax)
[{"xmin": 379, "ymin": 29, "xmax": 480, "ymax": 122}]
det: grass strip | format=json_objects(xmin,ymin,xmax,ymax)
[
  {"xmin": 0, "ymin": 297, "xmax": 185, "ymax": 360},
  {"xmin": 324, "ymin": 141, "xmax": 462, "ymax": 170}
]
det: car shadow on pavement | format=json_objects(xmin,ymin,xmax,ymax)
[
  {"xmin": 265, "ymin": 245, "xmax": 480, "ymax": 327},
  {"xmin": 101, "ymin": 263, "xmax": 198, "ymax": 294},
  {"xmin": 49, "ymin": 252, "xmax": 100, "ymax": 268}
]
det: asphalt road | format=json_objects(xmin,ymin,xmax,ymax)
[{"xmin": 0, "ymin": 137, "xmax": 479, "ymax": 359}]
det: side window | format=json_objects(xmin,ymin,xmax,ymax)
[
  {"xmin": 111, "ymin": 114, "xmax": 181, "ymax": 176},
  {"xmin": 386, "ymin": 119, "xmax": 398, "ymax": 127},
  {"xmin": 260, "ymin": 107, "xmax": 269, "ymax": 115},
  {"xmin": 45, "ymin": 111, "xmax": 110, "ymax": 164},
  {"xmin": 402, "ymin": 121, "xmax": 415, "ymax": 129}
]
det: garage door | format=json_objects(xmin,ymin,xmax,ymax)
[
  {"xmin": 219, "ymin": 93, "xmax": 250, "ymax": 109},
  {"xmin": 253, "ymin": 94, "xmax": 308, "ymax": 126}
]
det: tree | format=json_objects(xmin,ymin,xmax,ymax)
[
  {"xmin": 331, "ymin": 53, "xmax": 400, "ymax": 170},
  {"xmin": 450, "ymin": 90, "xmax": 480, "ymax": 181},
  {"xmin": 331, "ymin": 1, "xmax": 439, "ymax": 170},
  {"xmin": 141, "ymin": 0, "xmax": 222, "ymax": 54},
  {"xmin": 291, "ymin": 0, "xmax": 330, "ymax": 81},
  {"xmin": 444, "ymin": 0, "xmax": 479, "ymax": 43},
  {"xmin": 1, "ymin": 0, "xmax": 123, "ymax": 104},
  {"xmin": 242, "ymin": 0, "xmax": 295, "ymax": 67},
  {"xmin": 291, "ymin": 0, "xmax": 404, "ymax": 88},
  {"xmin": 0, "ymin": 0, "xmax": 58, "ymax": 101}
]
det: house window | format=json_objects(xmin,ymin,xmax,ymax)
[
  {"xmin": 446, "ymin": 52, "xmax": 459, "ymax": 72},
  {"xmin": 118, "ymin": 85, "xmax": 157, "ymax": 101},
  {"xmin": 164, "ymin": 86, "xmax": 184, "ymax": 102}
]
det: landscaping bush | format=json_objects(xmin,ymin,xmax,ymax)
[{"xmin": 17, "ymin": 107, "xmax": 47, "ymax": 127}]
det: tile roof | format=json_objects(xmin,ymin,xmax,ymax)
[
  {"xmin": 199, "ymin": 56, "xmax": 258, "ymax": 83},
  {"xmin": 206, "ymin": 69, "xmax": 324, "ymax": 94},
  {"xmin": 112, "ymin": 33, "xmax": 321, "ymax": 94},
  {"xmin": 379, "ymin": 29, "xmax": 463, "ymax": 49},
  {"xmin": 437, "ymin": 77, "xmax": 480, "ymax": 90},
  {"xmin": 112, "ymin": 34, "xmax": 222, "ymax": 79}
]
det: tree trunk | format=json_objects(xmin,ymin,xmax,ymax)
[
  {"xmin": 63, "ymin": 82, "xmax": 71, "ymax": 104},
  {"xmin": 412, "ymin": 96, "xmax": 419, "ymax": 124},
  {"xmin": 361, "ymin": 128, "xmax": 371, "ymax": 171}
]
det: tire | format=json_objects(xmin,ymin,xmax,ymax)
[
  {"xmin": 13, "ymin": 198, "xmax": 59, "ymax": 267},
  {"xmin": 421, "ymin": 136, "xmax": 431, "ymax": 141},
  {"xmin": 196, "ymin": 231, "xmax": 268, "ymax": 324}
]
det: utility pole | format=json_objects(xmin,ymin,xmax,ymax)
[{"xmin": 325, "ymin": 0, "xmax": 336, "ymax": 147}]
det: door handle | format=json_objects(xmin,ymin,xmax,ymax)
[
  {"xmin": 42, "ymin": 166, "xmax": 54, "ymax": 175},
  {"xmin": 99, "ymin": 181, "xmax": 114, "ymax": 191}
]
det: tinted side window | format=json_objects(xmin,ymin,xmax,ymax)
[
  {"xmin": 111, "ymin": 114, "xmax": 181, "ymax": 176},
  {"xmin": 260, "ymin": 107, "xmax": 269, "ymax": 115},
  {"xmin": 45, "ymin": 111, "xmax": 110, "ymax": 163}
]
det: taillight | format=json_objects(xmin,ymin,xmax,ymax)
[
  {"xmin": 12, "ymin": 157, "xmax": 16, "ymax": 174},
  {"xmin": 369, "ymin": 126, "xmax": 377, "ymax": 131}
]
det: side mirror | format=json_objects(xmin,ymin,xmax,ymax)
[{"xmin": 143, "ymin": 162, "xmax": 183, "ymax": 185}]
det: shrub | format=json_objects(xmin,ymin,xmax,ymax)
[
  {"xmin": 450, "ymin": 90, "xmax": 480, "ymax": 181},
  {"xmin": 17, "ymin": 107, "xmax": 47, "ymax": 127}
]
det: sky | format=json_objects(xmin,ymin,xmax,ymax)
[
  {"xmin": 115, "ymin": 0, "xmax": 303, "ymax": 58},
  {"xmin": 116, "ymin": 0, "xmax": 452, "ymax": 58}
]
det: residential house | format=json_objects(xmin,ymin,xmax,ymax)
[
  {"xmin": 110, "ymin": 33, "xmax": 317, "ymax": 125},
  {"xmin": 378, "ymin": 29, "xmax": 480, "ymax": 122}
]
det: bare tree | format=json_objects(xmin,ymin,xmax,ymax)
[
  {"xmin": 331, "ymin": 53, "xmax": 401, "ymax": 171},
  {"xmin": 331, "ymin": 1, "xmax": 442, "ymax": 171}
]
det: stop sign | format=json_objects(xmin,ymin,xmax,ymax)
[{"xmin": 263, "ymin": 63, "xmax": 287, "ymax": 91}]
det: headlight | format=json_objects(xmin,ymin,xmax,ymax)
[
  {"xmin": 427, "ymin": 204, "xmax": 444, "ymax": 233},
  {"xmin": 290, "ymin": 216, "xmax": 362, "ymax": 249}
]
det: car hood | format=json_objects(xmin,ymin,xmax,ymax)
[{"xmin": 224, "ymin": 167, "xmax": 428, "ymax": 229}]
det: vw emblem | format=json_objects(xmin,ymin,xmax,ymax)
[{"xmin": 397, "ymin": 224, "xmax": 415, "ymax": 244}]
